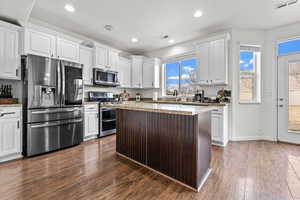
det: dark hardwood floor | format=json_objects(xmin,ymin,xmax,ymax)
[{"xmin": 0, "ymin": 135, "xmax": 300, "ymax": 200}]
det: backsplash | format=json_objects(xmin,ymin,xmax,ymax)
[{"xmin": 84, "ymin": 86, "xmax": 138, "ymax": 100}]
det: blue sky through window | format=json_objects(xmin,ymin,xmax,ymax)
[
  {"xmin": 240, "ymin": 51, "xmax": 254, "ymax": 71},
  {"xmin": 165, "ymin": 58, "xmax": 196, "ymax": 95},
  {"xmin": 278, "ymin": 39, "xmax": 300, "ymax": 55}
]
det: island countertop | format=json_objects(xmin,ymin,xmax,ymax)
[{"xmin": 103, "ymin": 102, "xmax": 215, "ymax": 115}]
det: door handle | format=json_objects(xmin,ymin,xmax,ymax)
[{"xmin": 279, "ymin": 105, "xmax": 284, "ymax": 107}]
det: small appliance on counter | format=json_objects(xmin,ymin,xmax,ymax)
[
  {"xmin": 135, "ymin": 93, "xmax": 141, "ymax": 102},
  {"xmin": 88, "ymin": 91, "xmax": 118, "ymax": 138},
  {"xmin": 153, "ymin": 91, "xmax": 158, "ymax": 101},
  {"xmin": 193, "ymin": 90, "xmax": 205, "ymax": 102},
  {"xmin": 120, "ymin": 90, "xmax": 130, "ymax": 101}
]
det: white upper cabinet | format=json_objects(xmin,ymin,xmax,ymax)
[
  {"xmin": 94, "ymin": 45, "xmax": 108, "ymax": 68},
  {"xmin": 94, "ymin": 45, "xmax": 119, "ymax": 70},
  {"xmin": 142, "ymin": 58, "xmax": 160, "ymax": 88},
  {"xmin": 195, "ymin": 35, "xmax": 229, "ymax": 85},
  {"xmin": 0, "ymin": 22, "xmax": 20, "ymax": 80},
  {"xmin": 24, "ymin": 28, "xmax": 56, "ymax": 58},
  {"xmin": 57, "ymin": 37, "xmax": 80, "ymax": 62},
  {"xmin": 196, "ymin": 42, "xmax": 210, "ymax": 85},
  {"xmin": 108, "ymin": 49, "xmax": 119, "ymax": 71},
  {"xmin": 131, "ymin": 56, "xmax": 144, "ymax": 88},
  {"xmin": 209, "ymin": 39, "xmax": 227, "ymax": 85},
  {"xmin": 80, "ymin": 46, "xmax": 94, "ymax": 85},
  {"xmin": 118, "ymin": 57, "xmax": 132, "ymax": 88}
]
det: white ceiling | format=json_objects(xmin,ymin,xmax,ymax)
[
  {"xmin": 2, "ymin": 0, "xmax": 300, "ymax": 53},
  {"xmin": 0, "ymin": 0, "xmax": 35, "ymax": 26}
]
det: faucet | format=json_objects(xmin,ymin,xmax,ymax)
[{"xmin": 173, "ymin": 90, "xmax": 180, "ymax": 102}]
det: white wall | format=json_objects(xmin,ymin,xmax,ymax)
[{"xmin": 230, "ymin": 28, "xmax": 266, "ymax": 141}]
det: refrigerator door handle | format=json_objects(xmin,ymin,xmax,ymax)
[
  {"xmin": 30, "ymin": 118, "xmax": 83, "ymax": 128},
  {"xmin": 57, "ymin": 60, "xmax": 61, "ymax": 106},
  {"xmin": 61, "ymin": 62, "xmax": 66, "ymax": 106}
]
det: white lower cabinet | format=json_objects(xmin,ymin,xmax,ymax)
[
  {"xmin": 0, "ymin": 107, "xmax": 22, "ymax": 162},
  {"xmin": 84, "ymin": 104, "xmax": 99, "ymax": 140},
  {"xmin": 211, "ymin": 106, "xmax": 228, "ymax": 147}
]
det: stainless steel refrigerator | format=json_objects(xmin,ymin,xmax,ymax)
[{"xmin": 22, "ymin": 55, "xmax": 84, "ymax": 157}]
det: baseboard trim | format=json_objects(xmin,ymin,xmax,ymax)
[
  {"xmin": 230, "ymin": 135, "xmax": 276, "ymax": 142},
  {"xmin": 0, "ymin": 153, "xmax": 23, "ymax": 163}
]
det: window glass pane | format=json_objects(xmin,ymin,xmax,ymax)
[
  {"xmin": 166, "ymin": 62, "xmax": 180, "ymax": 95},
  {"xmin": 278, "ymin": 39, "xmax": 300, "ymax": 56},
  {"xmin": 288, "ymin": 62, "xmax": 300, "ymax": 131},
  {"xmin": 240, "ymin": 51, "xmax": 256, "ymax": 101},
  {"xmin": 180, "ymin": 58, "xmax": 196, "ymax": 95}
]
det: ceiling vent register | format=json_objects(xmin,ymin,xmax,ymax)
[{"xmin": 274, "ymin": 0, "xmax": 298, "ymax": 9}]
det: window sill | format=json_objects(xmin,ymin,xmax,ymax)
[{"xmin": 239, "ymin": 101, "xmax": 261, "ymax": 104}]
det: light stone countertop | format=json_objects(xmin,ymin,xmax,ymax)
[
  {"xmin": 0, "ymin": 104, "xmax": 22, "ymax": 107},
  {"xmin": 103, "ymin": 102, "xmax": 215, "ymax": 115}
]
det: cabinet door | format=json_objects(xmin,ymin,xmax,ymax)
[
  {"xmin": 0, "ymin": 118, "xmax": 21, "ymax": 157},
  {"xmin": 119, "ymin": 58, "xmax": 132, "ymax": 88},
  {"xmin": 57, "ymin": 38, "xmax": 79, "ymax": 62},
  {"xmin": 211, "ymin": 112, "xmax": 223, "ymax": 144},
  {"xmin": 210, "ymin": 39, "xmax": 227, "ymax": 85},
  {"xmin": 196, "ymin": 42, "xmax": 210, "ymax": 85},
  {"xmin": 142, "ymin": 60, "xmax": 154, "ymax": 88},
  {"xmin": 0, "ymin": 28, "xmax": 19, "ymax": 80},
  {"xmin": 84, "ymin": 112, "xmax": 99, "ymax": 138},
  {"xmin": 131, "ymin": 57, "xmax": 143, "ymax": 88},
  {"xmin": 95, "ymin": 46, "xmax": 108, "ymax": 68},
  {"xmin": 108, "ymin": 50, "xmax": 119, "ymax": 71},
  {"xmin": 80, "ymin": 47, "xmax": 93, "ymax": 85},
  {"xmin": 25, "ymin": 29, "xmax": 56, "ymax": 58}
]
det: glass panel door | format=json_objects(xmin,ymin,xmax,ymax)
[{"xmin": 278, "ymin": 54, "xmax": 300, "ymax": 144}]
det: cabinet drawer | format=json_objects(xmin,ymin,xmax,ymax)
[
  {"xmin": 0, "ymin": 107, "xmax": 21, "ymax": 119},
  {"xmin": 84, "ymin": 104, "xmax": 98, "ymax": 112}
]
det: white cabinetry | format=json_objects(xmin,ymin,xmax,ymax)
[
  {"xmin": 0, "ymin": 106, "xmax": 22, "ymax": 162},
  {"xmin": 24, "ymin": 28, "xmax": 56, "ymax": 58},
  {"xmin": 108, "ymin": 49, "xmax": 119, "ymax": 71},
  {"xmin": 84, "ymin": 104, "xmax": 99, "ymax": 140},
  {"xmin": 95, "ymin": 45, "xmax": 108, "ymax": 68},
  {"xmin": 142, "ymin": 58, "xmax": 160, "ymax": 88},
  {"xmin": 80, "ymin": 46, "xmax": 94, "ymax": 85},
  {"xmin": 211, "ymin": 106, "xmax": 228, "ymax": 147},
  {"xmin": 131, "ymin": 56, "xmax": 144, "ymax": 88},
  {"xmin": 57, "ymin": 37, "xmax": 79, "ymax": 62},
  {"xmin": 94, "ymin": 45, "xmax": 119, "ymax": 70},
  {"xmin": 196, "ymin": 36, "xmax": 228, "ymax": 85},
  {"xmin": 0, "ymin": 22, "xmax": 20, "ymax": 80},
  {"xmin": 119, "ymin": 57, "xmax": 132, "ymax": 88}
]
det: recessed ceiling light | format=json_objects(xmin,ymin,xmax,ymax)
[
  {"xmin": 131, "ymin": 38, "xmax": 138, "ymax": 43},
  {"xmin": 193, "ymin": 10, "xmax": 203, "ymax": 18},
  {"xmin": 169, "ymin": 39, "xmax": 175, "ymax": 44},
  {"xmin": 64, "ymin": 3, "xmax": 75, "ymax": 12}
]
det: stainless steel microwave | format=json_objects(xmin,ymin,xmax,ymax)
[{"xmin": 93, "ymin": 68, "xmax": 120, "ymax": 87}]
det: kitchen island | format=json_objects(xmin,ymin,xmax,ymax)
[{"xmin": 105, "ymin": 102, "xmax": 213, "ymax": 191}]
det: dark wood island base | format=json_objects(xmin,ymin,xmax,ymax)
[{"xmin": 115, "ymin": 108, "xmax": 212, "ymax": 192}]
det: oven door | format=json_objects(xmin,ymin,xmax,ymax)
[{"xmin": 100, "ymin": 107, "xmax": 116, "ymax": 137}]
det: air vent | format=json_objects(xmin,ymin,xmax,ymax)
[{"xmin": 274, "ymin": 0, "xmax": 298, "ymax": 9}]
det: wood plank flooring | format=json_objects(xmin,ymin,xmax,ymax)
[{"xmin": 0, "ymin": 136, "xmax": 300, "ymax": 200}]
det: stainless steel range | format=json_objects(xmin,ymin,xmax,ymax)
[
  {"xmin": 22, "ymin": 55, "xmax": 84, "ymax": 157},
  {"xmin": 88, "ymin": 92, "xmax": 117, "ymax": 138}
]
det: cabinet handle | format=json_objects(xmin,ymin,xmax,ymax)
[
  {"xmin": 16, "ymin": 69, "xmax": 18, "ymax": 77},
  {"xmin": 17, "ymin": 120, "xmax": 20, "ymax": 129}
]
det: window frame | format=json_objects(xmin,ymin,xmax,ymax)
[
  {"xmin": 238, "ymin": 44, "xmax": 262, "ymax": 104},
  {"xmin": 162, "ymin": 53, "xmax": 197, "ymax": 97}
]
